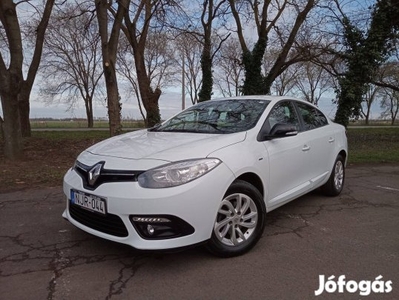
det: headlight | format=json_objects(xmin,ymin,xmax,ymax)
[{"xmin": 138, "ymin": 158, "xmax": 221, "ymax": 188}]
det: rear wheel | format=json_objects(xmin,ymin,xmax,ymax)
[
  {"xmin": 206, "ymin": 180, "xmax": 266, "ymax": 257},
  {"xmin": 322, "ymin": 154, "xmax": 345, "ymax": 196}
]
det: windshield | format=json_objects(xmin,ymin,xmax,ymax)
[{"xmin": 152, "ymin": 99, "xmax": 270, "ymax": 134}]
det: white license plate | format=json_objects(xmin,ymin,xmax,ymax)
[{"xmin": 70, "ymin": 190, "xmax": 107, "ymax": 215}]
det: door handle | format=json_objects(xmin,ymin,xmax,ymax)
[
  {"xmin": 302, "ymin": 145, "xmax": 310, "ymax": 151},
  {"xmin": 328, "ymin": 137, "xmax": 335, "ymax": 143}
]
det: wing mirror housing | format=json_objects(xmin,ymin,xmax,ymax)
[{"xmin": 259, "ymin": 123, "xmax": 298, "ymax": 141}]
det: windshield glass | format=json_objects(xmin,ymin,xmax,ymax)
[{"xmin": 152, "ymin": 99, "xmax": 270, "ymax": 134}]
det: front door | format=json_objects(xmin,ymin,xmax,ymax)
[{"xmin": 261, "ymin": 101, "xmax": 312, "ymax": 209}]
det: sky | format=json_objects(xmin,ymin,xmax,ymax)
[
  {"xmin": 0, "ymin": 85, "xmax": 385, "ymax": 122},
  {"xmin": 26, "ymin": 90, "xmax": 185, "ymax": 120},
  {"xmin": 14, "ymin": 90, "xmax": 383, "ymax": 122},
  {"xmin": 0, "ymin": 0, "xmax": 384, "ymax": 123}
]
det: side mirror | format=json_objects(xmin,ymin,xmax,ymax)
[{"xmin": 264, "ymin": 123, "xmax": 298, "ymax": 140}]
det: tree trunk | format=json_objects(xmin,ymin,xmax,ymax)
[
  {"xmin": 391, "ymin": 101, "xmax": 399, "ymax": 125},
  {"xmin": 198, "ymin": 39, "xmax": 213, "ymax": 102},
  {"xmin": 242, "ymin": 37, "xmax": 268, "ymax": 95},
  {"xmin": 198, "ymin": 0, "xmax": 215, "ymax": 102},
  {"xmin": 0, "ymin": 116, "xmax": 3, "ymax": 138},
  {"xmin": 1, "ymin": 92, "xmax": 23, "ymax": 160},
  {"xmin": 145, "ymin": 88, "xmax": 161, "ymax": 127},
  {"xmin": 84, "ymin": 96, "xmax": 94, "ymax": 128},
  {"xmin": 136, "ymin": 71, "xmax": 161, "ymax": 127},
  {"xmin": 95, "ymin": 0, "xmax": 128, "ymax": 136},
  {"xmin": 134, "ymin": 49, "xmax": 161, "ymax": 127},
  {"xmin": 104, "ymin": 65, "xmax": 122, "ymax": 135},
  {"xmin": 18, "ymin": 86, "xmax": 31, "ymax": 137},
  {"xmin": 16, "ymin": 0, "xmax": 55, "ymax": 138},
  {"xmin": 0, "ymin": 0, "xmax": 24, "ymax": 159},
  {"xmin": 365, "ymin": 106, "xmax": 370, "ymax": 125}
]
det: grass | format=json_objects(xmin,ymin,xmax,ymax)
[
  {"xmin": 31, "ymin": 130, "xmax": 110, "ymax": 140},
  {"xmin": 347, "ymin": 127, "xmax": 399, "ymax": 163},
  {"xmin": 0, "ymin": 127, "xmax": 398, "ymax": 193},
  {"xmin": 0, "ymin": 130, "xmax": 112, "ymax": 193},
  {"xmin": 30, "ymin": 119, "xmax": 145, "ymax": 129}
]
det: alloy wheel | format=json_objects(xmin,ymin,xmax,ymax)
[{"xmin": 214, "ymin": 193, "xmax": 258, "ymax": 246}]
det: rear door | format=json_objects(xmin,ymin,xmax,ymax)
[{"xmin": 294, "ymin": 101, "xmax": 336, "ymax": 186}]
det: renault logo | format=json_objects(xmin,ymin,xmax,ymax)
[{"xmin": 88, "ymin": 163, "xmax": 102, "ymax": 186}]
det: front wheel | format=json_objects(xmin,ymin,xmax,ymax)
[
  {"xmin": 321, "ymin": 154, "xmax": 345, "ymax": 196},
  {"xmin": 206, "ymin": 180, "xmax": 266, "ymax": 257}
]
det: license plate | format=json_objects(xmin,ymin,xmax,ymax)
[{"xmin": 70, "ymin": 190, "xmax": 107, "ymax": 215}]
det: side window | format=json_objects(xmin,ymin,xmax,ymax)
[
  {"xmin": 267, "ymin": 101, "xmax": 300, "ymax": 131},
  {"xmin": 296, "ymin": 102, "xmax": 328, "ymax": 130}
]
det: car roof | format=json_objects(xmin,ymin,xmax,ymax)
[
  {"xmin": 212, "ymin": 95, "xmax": 302, "ymax": 102},
  {"xmin": 210, "ymin": 95, "xmax": 319, "ymax": 108}
]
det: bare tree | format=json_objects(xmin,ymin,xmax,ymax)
[
  {"xmin": 360, "ymin": 84, "xmax": 380, "ymax": 125},
  {"xmin": 95, "ymin": 0, "xmax": 129, "ymax": 135},
  {"xmin": 228, "ymin": 0, "xmax": 316, "ymax": 95},
  {"xmin": 293, "ymin": 61, "xmax": 333, "ymax": 105},
  {"xmin": 214, "ymin": 37, "xmax": 244, "ymax": 97},
  {"xmin": 271, "ymin": 67, "xmax": 298, "ymax": 96},
  {"xmin": 0, "ymin": 0, "xmax": 55, "ymax": 160},
  {"xmin": 167, "ymin": 0, "xmax": 230, "ymax": 103},
  {"xmin": 117, "ymin": 37, "xmax": 146, "ymax": 120},
  {"xmin": 117, "ymin": 31, "xmax": 178, "ymax": 121},
  {"xmin": 380, "ymin": 89, "xmax": 399, "ymax": 125},
  {"xmin": 121, "ymin": 0, "xmax": 181, "ymax": 127},
  {"xmin": 40, "ymin": 3, "xmax": 104, "ymax": 128},
  {"xmin": 264, "ymin": 47, "xmax": 298, "ymax": 96},
  {"xmin": 175, "ymin": 33, "xmax": 203, "ymax": 105},
  {"xmin": 373, "ymin": 46, "xmax": 399, "ymax": 93},
  {"xmin": 327, "ymin": 0, "xmax": 399, "ymax": 127},
  {"xmin": 196, "ymin": 0, "xmax": 229, "ymax": 102},
  {"xmin": 377, "ymin": 58, "xmax": 399, "ymax": 125}
]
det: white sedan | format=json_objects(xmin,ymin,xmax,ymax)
[{"xmin": 63, "ymin": 96, "xmax": 347, "ymax": 257}]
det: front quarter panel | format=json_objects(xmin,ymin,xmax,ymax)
[{"xmin": 208, "ymin": 133, "xmax": 269, "ymax": 206}]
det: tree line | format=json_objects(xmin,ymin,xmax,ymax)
[{"xmin": 1, "ymin": 0, "xmax": 398, "ymax": 160}]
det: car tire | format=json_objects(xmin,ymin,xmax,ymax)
[
  {"xmin": 321, "ymin": 154, "xmax": 345, "ymax": 197},
  {"xmin": 206, "ymin": 180, "xmax": 266, "ymax": 257}
]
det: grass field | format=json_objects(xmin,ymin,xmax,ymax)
[
  {"xmin": 0, "ymin": 127, "xmax": 398, "ymax": 193},
  {"xmin": 347, "ymin": 127, "xmax": 399, "ymax": 163},
  {"xmin": 30, "ymin": 119, "xmax": 146, "ymax": 129}
]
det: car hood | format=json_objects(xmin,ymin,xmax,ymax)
[{"xmin": 85, "ymin": 129, "xmax": 246, "ymax": 162}]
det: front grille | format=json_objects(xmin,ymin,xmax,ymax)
[
  {"xmin": 69, "ymin": 204, "xmax": 128, "ymax": 237},
  {"xmin": 75, "ymin": 160, "xmax": 144, "ymax": 190}
]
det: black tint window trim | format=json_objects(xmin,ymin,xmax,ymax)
[{"xmin": 294, "ymin": 102, "xmax": 328, "ymax": 131}]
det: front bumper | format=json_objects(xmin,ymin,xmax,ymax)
[{"xmin": 62, "ymin": 162, "xmax": 235, "ymax": 250}]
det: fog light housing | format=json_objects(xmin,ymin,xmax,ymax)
[
  {"xmin": 147, "ymin": 224, "xmax": 155, "ymax": 235},
  {"xmin": 130, "ymin": 215, "xmax": 195, "ymax": 240}
]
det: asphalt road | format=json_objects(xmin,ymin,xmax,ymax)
[{"xmin": 1, "ymin": 165, "xmax": 398, "ymax": 300}]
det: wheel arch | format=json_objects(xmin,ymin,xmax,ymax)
[
  {"xmin": 338, "ymin": 149, "xmax": 348, "ymax": 165},
  {"xmin": 234, "ymin": 172, "xmax": 264, "ymax": 197}
]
